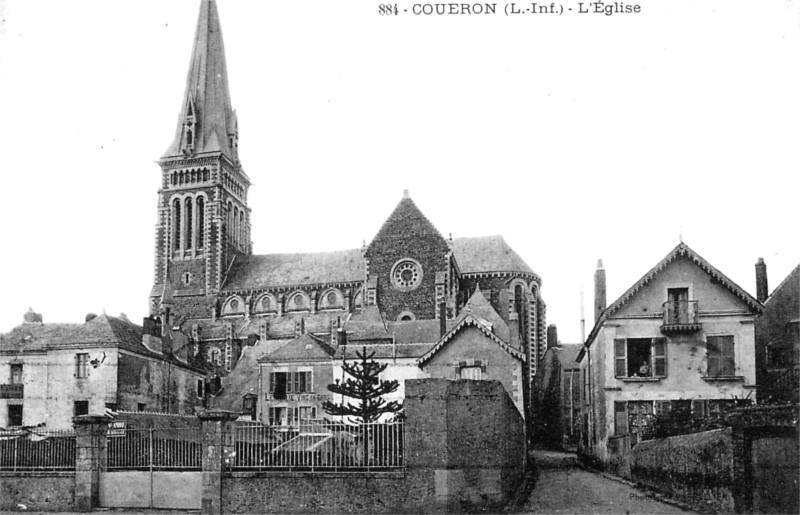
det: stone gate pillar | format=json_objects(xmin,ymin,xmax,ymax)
[
  {"xmin": 73, "ymin": 415, "xmax": 111, "ymax": 512},
  {"xmin": 198, "ymin": 410, "xmax": 239, "ymax": 515}
]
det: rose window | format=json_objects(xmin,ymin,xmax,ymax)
[{"xmin": 391, "ymin": 259, "xmax": 423, "ymax": 291}]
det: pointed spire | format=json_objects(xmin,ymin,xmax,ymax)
[{"xmin": 164, "ymin": 0, "xmax": 237, "ymax": 159}]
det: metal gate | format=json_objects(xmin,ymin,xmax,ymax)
[{"xmin": 100, "ymin": 427, "xmax": 202, "ymax": 510}]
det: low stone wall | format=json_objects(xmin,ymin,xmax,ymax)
[
  {"xmin": 224, "ymin": 472, "xmax": 420, "ymax": 514},
  {"xmin": 0, "ymin": 472, "xmax": 75, "ymax": 512},
  {"xmin": 113, "ymin": 410, "xmax": 201, "ymax": 429},
  {"xmin": 631, "ymin": 428, "xmax": 734, "ymax": 513}
]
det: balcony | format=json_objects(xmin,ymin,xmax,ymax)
[{"xmin": 661, "ymin": 300, "xmax": 701, "ymax": 334}]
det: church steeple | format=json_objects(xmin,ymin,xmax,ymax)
[
  {"xmin": 164, "ymin": 0, "xmax": 238, "ymax": 161},
  {"xmin": 151, "ymin": 0, "xmax": 251, "ymax": 319}
]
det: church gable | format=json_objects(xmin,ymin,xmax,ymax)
[{"xmin": 365, "ymin": 191, "xmax": 450, "ymax": 321}]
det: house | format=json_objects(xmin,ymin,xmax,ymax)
[
  {"xmin": 754, "ymin": 260, "xmax": 800, "ymax": 404},
  {"xmin": 532, "ymin": 342, "xmax": 582, "ymax": 450},
  {"xmin": 0, "ymin": 310, "xmax": 207, "ymax": 430},
  {"xmin": 577, "ymin": 243, "xmax": 762, "ymax": 466},
  {"xmin": 147, "ymin": 0, "xmax": 547, "ymax": 427}
]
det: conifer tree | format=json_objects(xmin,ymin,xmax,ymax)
[{"xmin": 322, "ymin": 347, "xmax": 403, "ymax": 424}]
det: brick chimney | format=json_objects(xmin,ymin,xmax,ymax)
[
  {"xmin": 755, "ymin": 257, "xmax": 769, "ymax": 302},
  {"xmin": 336, "ymin": 328, "xmax": 347, "ymax": 347},
  {"xmin": 23, "ymin": 308, "xmax": 42, "ymax": 324},
  {"xmin": 547, "ymin": 324, "xmax": 559, "ymax": 349},
  {"xmin": 294, "ymin": 318, "xmax": 305, "ymax": 337},
  {"xmin": 594, "ymin": 259, "xmax": 607, "ymax": 323}
]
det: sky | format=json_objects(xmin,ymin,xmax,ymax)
[{"xmin": 0, "ymin": 0, "xmax": 798, "ymax": 343}]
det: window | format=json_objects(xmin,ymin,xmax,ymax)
[
  {"xmin": 74, "ymin": 401, "xmax": 89, "ymax": 417},
  {"xmin": 614, "ymin": 338, "xmax": 666, "ymax": 378},
  {"xmin": 299, "ymin": 406, "xmax": 317, "ymax": 422},
  {"xmin": 7, "ymin": 405, "xmax": 23, "ymax": 427},
  {"xmin": 196, "ymin": 379, "xmax": 205, "ymax": 398},
  {"xmin": 707, "ymin": 335, "xmax": 735, "ymax": 377},
  {"xmin": 268, "ymin": 407, "xmax": 287, "ymax": 426},
  {"xmin": 613, "ymin": 401, "xmax": 655, "ymax": 444},
  {"xmin": 242, "ymin": 394, "xmax": 257, "ymax": 421},
  {"xmin": 197, "ymin": 196, "xmax": 205, "ymax": 249},
  {"xmin": 10, "ymin": 364, "xmax": 22, "ymax": 385},
  {"xmin": 173, "ymin": 198, "xmax": 181, "ymax": 251},
  {"xmin": 268, "ymin": 371, "xmax": 312, "ymax": 399},
  {"xmin": 76, "ymin": 353, "xmax": 89, "ymax": 378},
  {"xmin": 138, "ymin": 403, "xmax": 146, "ymax": 412},
  {"xmin": 459, "ymin": 366, "xmax": 482, "ymax": 380}
]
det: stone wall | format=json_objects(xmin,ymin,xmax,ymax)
[
  {"xmin": 221, "ymin": 378, "xmax": 527, "ymax": 514},
  {"xmin": 0, "ymin": 472, "xmax": 75, "ymax": 512},
  {"xmin": 631, "ymin": 428, "xmax": 734, "ymax": 513}
]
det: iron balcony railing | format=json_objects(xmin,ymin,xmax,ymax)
[
  {"xmin": 661, "ymin": 300, "xmax": 700, "ymax": 332},
  {"xmin": 0, "ymin": 429, "xmax": 76, "ymax": 471},
  {"xmin": 232, "ymin": 420, "xmax": 405, "ymax": 472}
]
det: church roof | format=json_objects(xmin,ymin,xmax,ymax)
[
  {"xmin": 451, "ymin": 236, "xmax": 537, "ymax": 278},
  {"xmin": 366, "ymin": 191, "xmax": 448, "ymax": 256},
  {"xmin": 222, "ymin": 249, "xmax": 365, "ymax": 291},
  {"xmin": 163, "ymin": 0, "xmax": 237, "ymax": 159}
]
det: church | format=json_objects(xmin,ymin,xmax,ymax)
[{"xmin": 148, "ymin": 0, "xmax": 546, "ymax": 421}]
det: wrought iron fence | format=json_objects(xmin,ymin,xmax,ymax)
[
  {"xmin": 107, "ymin": 427, "xmax": 202, "ymax": 470},
  {"xmin": 232, "ymin": 420, "xmax": 405, "ymax": 471},
  {"xmin": 0, "ymin": 429, "xmax": 76, "ymax": 471}
]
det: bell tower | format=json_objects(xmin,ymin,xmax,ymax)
[{"xmin": 151, "ymin": 0, "xmax": 251, "ymax": 320}]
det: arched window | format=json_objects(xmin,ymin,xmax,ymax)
[
  {"xmin": 185, "ymin": 197, "xmax": 193, "ymax": 250},
  {"xmin": 197, "ymin": 196, "xmax": 205, "ymax": 249},
  {"xmin": 173, "ymin": 198, "xmax": 181, "ymax": 251},
  {"xmin": 186, "ymin": 128, "xmax": 193, "ymax": 147}
]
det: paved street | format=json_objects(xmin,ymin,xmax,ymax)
[{"xmin": 520, "ymin": 450, "xmax": 696, "ymax": 514}]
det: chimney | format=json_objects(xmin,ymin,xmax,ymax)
[
  {"xmin": 594, "ymin": 259, "xmax": 607, "ymax": 323},
  {"xmin": 755, "ymin": 257, "xmax": 768, "ymax": 302},
  {"xmin": 547, "ymin": 324, "xmax": 559, "ymax": 350},
  {"xmin": 336, "ymin": 328, "xmax": 347, "ymax": 348},
  {"xmin": 23, "ymin": 308, "xmax": 43, "ymax": 324},
  {"xmin": 294, "ymin": 318, "xmax": 305, "ymax": 337},
  {"xmin": 439, "ymin": 302, "xmax": 447, "ymax": 337}
]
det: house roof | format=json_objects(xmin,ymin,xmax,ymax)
[
  {"xmin": 451, "ymin": 236, "xmax": 537, "ymax": 278},
  {"xmin": 554, "ymin": 344, "xmax": 583, "ymax": 368},
  {"xmin": 259, "ymin": 333, "xmax": 335, "ymax": 362},
  {"xmin": 454, "ymin": 285, "xmax": 511, "ymax": 342},
  {"xmin": 765, "ymin": 263, "xmax": 800, "ymax": 306},
  {"xmin": 580, "ymin": 242, "xmax": 764, "ymax": 360},
  {"xmin": 338, "ymin": 343, "xmax": 436, "ymax": 360},
  {"xmin": 417, "ymin": 314, "xmax": 525, "ymax": 367},
  {"xmin": 222, "ymin": 249, "xmax": 365, "ymax": 291}
]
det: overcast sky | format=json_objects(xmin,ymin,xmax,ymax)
[{"xmin": 0, "ymin": 0, "xmax": 798, "ymax": 342}]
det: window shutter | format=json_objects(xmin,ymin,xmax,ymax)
[
  {"xmin": 309, "ymin": 371, "xmax": 314, "ymax": 393},
  {"xmin": 654, "ymin": 338, "xmax": 667, "ymax": 377},
  {"xmin": 299, "ymin": 372, "xmax": 307, "ymax": 393},
  {"xmin": 707, "ymin": 337, "xmax": 720, "ymax": 377},
  {"xmin": 721, "ymin": 336, "xmax": 735, "ymax": 376},
  {"xmin": 614, "ymin": 339, "xmax": 627, "ymax": 377}
]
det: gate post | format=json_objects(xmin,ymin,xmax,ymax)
[
  {"xmin": 198, "ymin": 410, "xmax": 239, "ymax": 515},
  {"xmin": 73, "ymin": 415, "xmax": 111, "ymax": 512}
]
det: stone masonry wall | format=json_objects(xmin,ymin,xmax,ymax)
[
  {"xmin": 0, "ymin": 472, "xmax": 75, "ymax": 512},
  {"xmin": 631, "ymin": 428, "xmax": 735, "ymax": 513}
]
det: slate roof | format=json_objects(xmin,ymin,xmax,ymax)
[
  {"xmin": 163, "ymin": 0, "xmax": 238, "ymax": 159},
  {"xmin": 765, "ymin": 263, "xmax": 800, "ymax": 307},
  {"xmin": 554, "ymin": 344, "xmax": 583, "ymax": 368},
  {"xmin": 451, "ymin": 236, "xmax": 536, "ymax": 277},
  {"xmin": 455, "ymin": 286, "xmax": 511, "ymax": 343},
  {"xmin": 260, "ymin": 333, "xmax": 335, "ymax": 362},
  {"xmin": 222, "ymin": 249, "xmax": 365, "ymax": 291},
  {"xmin": 338, "ymin": 343, "xmax": 436, "ymax": 360},
  {"xmin": 417, "ymin": 314, "xmax": 525, "ymax": 366},
  {"xmin": 0, "ymin": 314, "xmax": 142, "ymax": 353}
]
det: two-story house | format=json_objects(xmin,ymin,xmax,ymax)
[{"xmin": 577, "ymin": 243, "xmax": 762, "ymax": 466}]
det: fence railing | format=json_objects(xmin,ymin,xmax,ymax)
[
  {"xmin": 0, "ymin": 429, "xmax": 76, "ymax": 471},
  {"xmin": 107, "ymin": 427, "xmax": 202, "ymax": 470},
  {"xmin": 232, "ymin": 420, "xmax": 405, "ymax": 471}
]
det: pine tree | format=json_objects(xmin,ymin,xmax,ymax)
[{"xmin": 322, "ymin": 347, "xmax": 403, "ymax": 424}]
